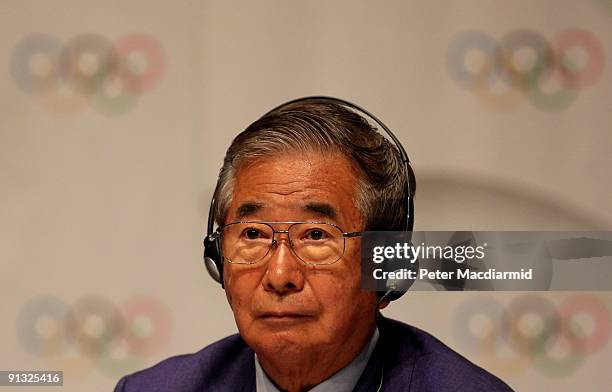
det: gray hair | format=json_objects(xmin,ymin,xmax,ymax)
[{"xmin": 212, "ymin": 100, "xmax": 414, "ymax": 231}]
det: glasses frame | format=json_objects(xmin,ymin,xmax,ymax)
[{"xmin": 214, "ymin": 221, "xmax": 362, "ymax": 266}]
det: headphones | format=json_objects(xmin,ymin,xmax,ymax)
[{"xmin": 203, "ymin": 96, "xmax": 417, "ymax": 303}]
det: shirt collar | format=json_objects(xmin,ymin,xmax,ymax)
[{"xmin": 255, "ymin": 327, "xmax": 379, "ymax": 392}]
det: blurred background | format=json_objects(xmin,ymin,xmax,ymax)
[{"xmin": 1, "ymin": 0, "xmax": 611, "ymax": 390}]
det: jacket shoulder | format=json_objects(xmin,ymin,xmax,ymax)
[
  {"xmin": 380, "ymin": 318, "xmax": 514, "ymax": 391},
  {"xmin": 114, "ymin": 334, "xmax": 255, "ymax": 392}
]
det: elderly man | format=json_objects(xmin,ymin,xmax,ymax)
[{"xmin": 115, "ymin": 98, "xmax": 512, "ymax": 391}]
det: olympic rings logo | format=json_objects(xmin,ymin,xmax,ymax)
[
  {"xmin": 10, "ymin": 32, "xmax": 166, "ymax": 116},
  {"xmin": 454, "ymin": 293, "xmax": 611, "ymax": 378},
  {"xmin": 16, "ymin": 294, "xmax": 172, "ymax": 379},
  {"xmin": 446, "ymin": 29, "xmax": 605, "ymax": 111}
]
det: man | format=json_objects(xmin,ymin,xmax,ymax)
[{"xmin": 115, "ymin": 98, "xmax": 512, "ymax": 391}]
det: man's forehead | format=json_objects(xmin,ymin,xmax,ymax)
[
  {"xmin": 235, "ymin": 150, "xmax": 356, "ymax": 180},
  {"xmin": 227, "ymin": 151, "xmax": 361, "ymax": 226},
  {"xmin": 235, "ymin": 201, "xmax": 338, "ymax": 220}
]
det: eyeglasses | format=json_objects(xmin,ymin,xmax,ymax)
[{"xmin": 215, "ymin": 221, "xmax": 362, "ymax": 265}]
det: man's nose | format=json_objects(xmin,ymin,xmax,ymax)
[{"xmin": 261, "ymin": 237, "xmax": 305, "ymax": 295}]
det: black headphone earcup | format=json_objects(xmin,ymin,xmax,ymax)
[
  {"xmin": 378, "ymin": 256, "xmax": 418, "ymax": 302},
  {"xmin": 379, "ymin": 289, "xmax": 404, "ymax": 303},
  {"xmin": 204, "ymin": 256, "xmax": 221, "ymax": 283},
  {"xmin": 203, "ymin": 236, "xmax": 224, "ymax": 285}
]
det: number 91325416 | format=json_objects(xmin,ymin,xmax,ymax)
[{"xmin": 1, "ymin": 371, "xmax": 63, "ymax": 386}]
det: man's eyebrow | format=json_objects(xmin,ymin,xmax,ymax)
[
  {"xmin": 303, "ymin": 202, "xmax": 337, "ymax": 220},
  {"xmin": 236, "ymin": 202, "xmax": 265, "ymax": 218}
]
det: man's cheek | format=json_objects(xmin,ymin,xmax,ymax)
[
  {"xmin": 224, "ymin": 287, "xmax": 233, "ymax": 309},
  {"xmin": 224, "ymin": 275, "xmax": 250, "ymax": 312},
  {"xmin": 223, "ymin": 268, "xmax": 234, "ymax": 307},
  {"xmin": 224, "ymin": 268, "xmax": 248, "ymax": 301},
  {"xmin": 225, "ymin": 283, "xmax": 247, "ymax": 311}
]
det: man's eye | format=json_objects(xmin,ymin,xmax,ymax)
[
  {"xmin": 305, "ymin": 229, "xmax": 327, "ymax": 241},
  {"xmin": 244, "ymin": 228, "xmax": 262, "ymax": 239}
]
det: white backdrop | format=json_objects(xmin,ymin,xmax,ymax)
[{"xmin": 1, "ymin": 1, "xmax": 611, "ymax": 390}]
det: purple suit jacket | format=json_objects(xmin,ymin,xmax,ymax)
[{"xmin": 115, "ymin": 317, "xmax": 513, "ymax": 391}]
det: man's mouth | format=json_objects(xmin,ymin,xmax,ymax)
[{"xmin": 256, "ymin": 311, "xmax": 314, "ymax": 321}]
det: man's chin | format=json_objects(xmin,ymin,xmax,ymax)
[{"xmin": 243, "ymin": 322, "xmax": 319, "ymax": 357}]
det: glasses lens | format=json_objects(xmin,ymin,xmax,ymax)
[
  {"xmin": 221, "ymin": 222, "xmax": 273, "ymax": 264},
  {"xmin": 289, "ymin": 223, "xmax": 344, "ymax": 264}
]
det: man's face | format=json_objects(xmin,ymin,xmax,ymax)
[{"xmin": 222, "ymin": 151, "xmax": 377, "ymax": 360}]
